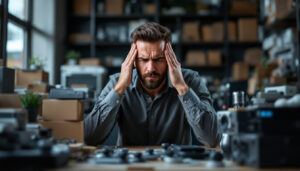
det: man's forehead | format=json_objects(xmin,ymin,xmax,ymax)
[{"xmin": 136, "ymin": 41, "xmax": 165, "ymax": 57}]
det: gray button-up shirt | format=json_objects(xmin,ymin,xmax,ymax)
[{"xmin": 84, "ymin": 68, "xmax": 221, "ymax": 147}]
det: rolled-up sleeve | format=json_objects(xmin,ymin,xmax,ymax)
[
  {"xmin": 84, "ymin": 74, "xmax": 123, "ymax": 145},
  {"xmin": 178, "ymin": 71, "xmax": 221, "ymax": 147}
]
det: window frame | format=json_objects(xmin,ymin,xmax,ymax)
[{"xmin": 1, "ymin": 0, "xmax": 54, "ymax": 68}]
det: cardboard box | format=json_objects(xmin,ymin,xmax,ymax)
[
  {"xmin": 38, "ymin": 94, "xmax": 48, "ymax": 116},
  {"xmin": 28, "ymin": 83, "xmax": 50, "ymax": 93},
  {"xmin": 145, "ymin": 4, "xmax": 156, "ymax": 14},
  {"xmin": 79, "ymin": 58, "xmax": 102, "ymax": 66},
  {"xmin": 247, "ymin": 77, "xmax": 258, "ymax": 95},
  {"xmin": 182, "ymin": 22, "xmax": 200, "ymax": 42},
  {"xmin": 202, "ymin": 25, "xmax": 212, "ymax": 42},
  {"xmin": 212, "ymin": 22, "xmax": 224, "ymax": 42},
  {"xmin": 244, "ymin": 48, "xmax": 262, "ymax": 66},
  {"xmin": 230, "ymin": 0, "xmax": 257, "ymax": 15},
  {"xmin": 274, "ymin": 0, "xmax": 294, "ymax": 20},
  {"xmin": 228, "ymin": 21, "xmax": 237, "ymax": 42},
  {"xmin": 185, "ymin": 51, "xmax": 206, "ymax": 66},
  {"xmin": 270, "ymin": 77, "xmax": 287, "ymax": 86},
  {"xmin": 0, "ymin": 93, "xmax": 22, "ymax": 108},
  {"xmin": 232, "ymin": 62, "xmax": 249, "ymax": 81},
  {"xmin": 15, "ymin": 69, "xmax": 49, "ymax": 86},
  {"xmin": 42, "ymin": 99, "xmax": 84, "ymax": 121},
  {"xmin": 106, "ymin": 0, "xmax": 124, "ymax": 15},
  {"xmin": 207, "ymin": 50, "xmax": 222, "ymax": 66},
  {"xmin": 40, "ymin": 120, "xmax": 84, "ymax": 142},
  {"xmin": 238, "ymin": 18, "xmax": 257, "ymax": 42},
  {"xmin": 73, "ymin": 0, "xmax": 90, "ymax": 15},
  {"xmin": 69, "ymin": 34, "xmax": 92, "ymax": 43}
]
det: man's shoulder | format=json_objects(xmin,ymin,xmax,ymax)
[{"xmin": 181, "ymin": 68, "xmax": 199, "ymax": 78}]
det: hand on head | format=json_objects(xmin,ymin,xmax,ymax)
[{"xmin": 114, "ymin": 43, "xmax": 137, "ymax": 95}]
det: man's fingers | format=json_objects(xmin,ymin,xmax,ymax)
[
  {"xmin": 129, "ymin": 49, "xmax": 137, "ymax": 65},
  {"xmin": 165, "ymin": 49, "xmax": 175, "ymax": 68},
  {"xmin": 124, "ymin": 43, "xmax": 136, "ymax": 64},
  {"xmin": 167, "ymin": 43, "xmax": 179, "ymax": 65}
]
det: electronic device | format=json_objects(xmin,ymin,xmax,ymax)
[
  {"xmin": 49, "ymin": 88, "xmax": 87, "ymax": 99},
  {"xmin": 217, "ymin": 108, "xmax": 300, "ymax": 135},
  {"xmin": 265, "ymin": 85, "xmax": 297, "ymax": 97},
  {"xmin": 231, "ymin": 134, "xmax": 300, "ymax": 168},
  {"xmin": 0, "ymin": 111, "xmax": 71, "ymax": 170},
  {"xmin": 0, "ymin": 67, "xmax": 15, "ymax": 93},
  {"xmin": 0, "ymin": 109, "xmax": 26, "ymax": 131},
  {"xmin": 60, "ymin": 65, "xmax": 107, "ymax": 93}
]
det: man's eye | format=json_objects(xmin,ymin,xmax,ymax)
[
  {"xmin": 154, "ymin": 58, "xmax": 164, "ymax": 62},
  {"xmin": 139, "ymin": 59, "xmax": 148, "ymax": 62}
]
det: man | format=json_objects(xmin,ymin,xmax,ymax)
[{"xmin": 84, "ymin": 22, "xmax": 221, "ymax": 147}]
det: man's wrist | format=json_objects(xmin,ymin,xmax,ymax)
[
  {"xmin": 176, "ymin": 83, "xmax": 189, "ymax": 96},
  {"xmin": 114, "ymin": 84, "xmax": 126, "ymax": 95}
]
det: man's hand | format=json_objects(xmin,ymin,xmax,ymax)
[
  {"xmin": 164, "ymin": 42, "xmax": 189, "ymax": 95},
  {"xmin": 114, "ymin": 43, "xmax": 137, "ymax": 95}
]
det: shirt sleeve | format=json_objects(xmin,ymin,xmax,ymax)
[
  {"xmin": 178, "ymin": 70, "xmax": 221, "ymax": 147},
  {"xmin": 84, "ymin": 74, "xmax": 123, "ymax": 145}
]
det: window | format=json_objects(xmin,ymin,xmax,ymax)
[
  {"xmin": 6, "ymin": 22, "xmax": 25, "ymax": 68},
  {"xmin": 32, "ymin": 0, "xmax": 55, "ymax": 84},
  {"xmin": 32, "ymin": 31, "xmax": 53, "ymax": 80},
  {"xmin": 33, "ymin": 0, "xmax": 54, "ymax": 34},
  {"xmin": 1, "ymin": 0, "xmax": 55, "ymax": 83},
  {"xmin": 8, "ymin": 0, "xmax": 27, "ymax": 21}
]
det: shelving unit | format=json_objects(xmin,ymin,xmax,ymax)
[
  {"xmin": 66, "ymin": 0, "xmax": 262, "ymax": 80},
  {"xmin": 259, "ymin": 0, "xmax": 300, "ymax": 89}
]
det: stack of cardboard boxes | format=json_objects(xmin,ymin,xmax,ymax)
[
  {"xmin": 0, "ymin": 69, "xmax": 49, "ymax": 116},
  {"xmin": 185, "ymin": 50, "xmax": 222, "ymax": 67},
  {"xmin": 69, "ymin": 0, "xmax": 92, "ymax": 44},
  {"xmin": 232, "ymin": 48, "xmax": 263, "ymax": 82},
  {"xmin": 266, "ymin": 0, "xmax": 294, "ymax": 26},
  {"xmin": 40, "ymin": 99, "xmax": 84, "ymax": 142},
  {"xmin": 15, "ymin": 69, "xmax": 50, "ymax": 93}
]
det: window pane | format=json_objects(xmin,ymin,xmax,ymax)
[
  {"xmin": 7, "ymin": 22, "xmax": 25, "ymax": 68},
  {"xmin": 33, "ymin": 0, "xmax": 54, "ymax": 34},
  {"xmin": 32, "ymin": 31, "xmax": 54, "ymax": 84},
  {"xmin": 8, "ymin": 0, "xmax": 27, "ymax": 20}
]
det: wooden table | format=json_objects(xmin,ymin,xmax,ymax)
[{"xmin": 50, "ymin": 146, "xmax": 300, "ymax": 171}]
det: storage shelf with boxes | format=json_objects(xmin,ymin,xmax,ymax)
[{"xmin": 66, "ymin": 0, "xmax": 300, "ymax": 95}]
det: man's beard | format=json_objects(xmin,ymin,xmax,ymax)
[{"xmin": 137, "ymin": 70, "xmax": 167, "ymax": 90}]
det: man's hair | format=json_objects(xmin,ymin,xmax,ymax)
[{"xmin": 130, "ymin": 22, "xmax": 172, "ymax": 43}]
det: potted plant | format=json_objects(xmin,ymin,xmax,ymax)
[
  {"xmin": 65, "ymin": 50, "xmax": 81, "ymax": 65},
  {"xmin": 30, "ymin": 56, "xmax": 45, "ymax": 70},
  {"xmin": 20, "ymin": 91, "xmax": 42, "ymax": 123}
]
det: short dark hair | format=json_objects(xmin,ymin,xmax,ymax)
[{"xmin": 130, "ymin": 22, "xmax": 172, "ymax": 43}]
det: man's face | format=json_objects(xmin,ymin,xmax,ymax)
[{"xmin": 135, "ymin": 40, "xmax": 167, "ymax": 90}]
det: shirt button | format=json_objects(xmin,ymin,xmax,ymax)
[
  {"xmin": 184, "ymin": 100, "xmax": 187, "ymax": 104},
  {"xmin": 116, "ymin": 99, "xmax": 120, "ymax": 104}
]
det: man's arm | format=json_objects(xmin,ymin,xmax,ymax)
[
  {"xmin": 164, "ymin": 43, "xmax": 221, "ymax": 147},
  {"xmin": 84, "ymin": 44, "xmax": 137, "ymax": 145},
  {"xmin": 178, "ymin": 71, "xmax": 221, "ymax": 147},
  {"xmin": 84, "ymin": 75, "xmax": 123, "ymax": 145}
]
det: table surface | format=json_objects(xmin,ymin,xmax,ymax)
[{"xmin": 49, "ymin": 146, "xmax": 300, "ymax": 171}]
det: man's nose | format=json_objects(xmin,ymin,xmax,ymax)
[{"xmin": 146, "ymin": 60, "xmax": 156, "ymax": 73}]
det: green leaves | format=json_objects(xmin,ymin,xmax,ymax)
[
  {"xmin": 20, "ymin": 91, "xmax": 42, "ymax": 108},
  {"xmin": 65, "ymin": 50, "xmax": 81, "ymax": 60}
]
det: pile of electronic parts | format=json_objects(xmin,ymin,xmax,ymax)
[
  {"xmin": 77, "ymin": 143, "xmax": 223, "ymax": 167},
  {"xmin": 0, "ymin": 109, "xmax": 70, "ymax": 170},
  {"xmin": 217, "ymin": 86, "xmax": 300, "ymax": 168}
]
